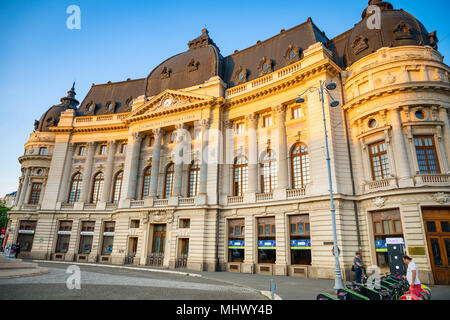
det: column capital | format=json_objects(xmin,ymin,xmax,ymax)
[
  {"xmin": 152, "ymin": 128, "xmax": 165, "ymax": 138},
  {"xmin": 86, "ymin": 141, "xmax": 96, "ymax": 148},
  {"xmin": 272, "ymin": 105, "xmax": 286, "ymax": 117},
  {"xmin": 246, "ymin": 113, "xmax": 259, "ymax": 129},
  {"xmin": 130, "ymin": 131, "xmax": 143, "ymax": 143},
  {"xmin": 223, "ymin": 120, "xmax": 234, "ymax": 129},
  {"xmin": 107, "ymin": 140, "xmax": 117, "ymax": 146}
]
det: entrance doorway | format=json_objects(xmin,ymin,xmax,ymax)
[
  {"xmin": 147, "ymin": 224, "xmax": 166, "ymax": 266},
  {"xmin": 423, "ymin": 208, "xmax": 450, "ymax": 285},
  {"xmin": 126, "ymin": 237, "xmax": 138, "ymax": 264},
  {"xmin": 176, "ymin": 238, "xmax": 189, "ymax": 268}
]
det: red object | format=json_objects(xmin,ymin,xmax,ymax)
[{"xmin": 1, "ymin": 229, "xmax": 5, "ymax": 234}]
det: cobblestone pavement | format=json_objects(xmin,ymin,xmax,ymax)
[{"xmin": 0, "ymin": 262, "xmax": 266, "ymax": 300}]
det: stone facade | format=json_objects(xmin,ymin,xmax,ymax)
[{"xmin": 6, "ymin": 3, "xmax": 450, "ymax": 284}]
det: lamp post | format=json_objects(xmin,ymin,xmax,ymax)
[{"xmin": 296, "ymin": 80, "xmax": 343, "ymax": 290}]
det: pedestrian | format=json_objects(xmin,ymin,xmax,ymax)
[
  {"xmin": 353, "ymin": 251, "xmax": 364, "ymax": 284},
  {"xmin": 402, "ymin": 255, "xmax": 421, "ymax": 297},
  {"xmin": 14, "ymin": 242, "xmax": 21, "ymax": 259}
]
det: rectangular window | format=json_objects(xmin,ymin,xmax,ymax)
[
  {"xmin": 289, "ymin": 214, "xmax": 311, "ymax": 265},
  {"xmin": 130, "ymin": 219, "xmax": 140, "ymax": 229},
  {"xmin": 235, "ymin": 122, "xmax": 245, "ymax": 135},
  {"xmin": 81, "ymin": 221, "xmax": 95, "ymax": 232},
  {"xmin": 292, "ymin": 106, "xmax": 302, "ymax": 119},
  {"xmin": 104, "ymin": 221, "xmax": 115, "ymax": 233},
  {"xmin": 257, "ymin": 217, "xmax": 276, "ymax": 264},
  {"xmin": 120, "ymin": 143, "xmax": 127, "ymax": 154},
  {"xmin": 59, "ymin": 221, "xmax": 72, "ymax": 231},
  {"xmin": 228, "ymin": 219, "xmax": 245, "ymax": 263},
  {"xmin": 369, "ymin": 141, "xmax": 390, "ymax": 180},
  {"xmin": 262, "ymin": 115, "xmax": 272, "ymax": 128},
  {"xmin": 78, "ymin": 146, "xmax": 86, "ymax": 156},
  {"xmin": 99, "ymin": 145, "xmax": 107, "ymax": 155},
  {"xmin": 372, "ymin": 209, "xmax": 403, "ymax": 268},
  {"xmin": 179, "ymin": 219, "xmax": 190, "ymax": 229},
  {"xmin": 17, "ymin": 221, "xmax": 37, "ymax": 252},
  {"xmin": 28, "ymin": 183, "xmax": 42, "ymax": 205},
  {"xmin": 39, "ymin": 147, "xmax": 47, "ymax": 155},
  {"xmin": 414, "ymin": 136, "xmax": 440, "ymax": 174}
]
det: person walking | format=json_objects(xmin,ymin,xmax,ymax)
[
  {"xmin": 402, "ymin": 255, "xmax": 421, "ymax": 297},
  {"xmin": 353, "ymin": 252, "xmax": 364, "ymax": 284},
  {"xmin": 14, "ymin": 242, "xmax": 21, "ymax": 259}
]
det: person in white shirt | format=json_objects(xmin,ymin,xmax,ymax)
[{"xmin": 402, "ymin": 255, "xmax": 421, "ymax": 297}]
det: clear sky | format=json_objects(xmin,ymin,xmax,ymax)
[{"xmin": 0, "ymin": 0, "xmax": 449, "ymax": 197}]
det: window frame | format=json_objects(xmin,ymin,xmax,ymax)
[
  {"xmin": 164, "ymin": 163, "xmax": 175, "ymax": 199},
  {"xmin": 260, "ymin": 149, "xmax": 277, "ymax": 193},
  {"xmin": 141, "ymin": 166, "xmax": 151, "ymax": 200},
  {"xmin": 90, "ymin": 172, "xmax": 104, "ymax": 204},
  {"xmin": 28, "ymin": 182, "xmax": 43, "ymax": 205},
  {"xmin": 112, "ymin": 171, "xmax": 123, "ymax": 203},
  {"xmin": 188, "ymin": 161, "xmax": 200, "ymax": 198},
  {"xmin": 233, "ymin": 156, "xmax": 248, "ymax": 196},
  {"xmin": 414, "ymin": 135, "xmax": 441, "ymax": 174},
  {"xmin": 368, "ymin": 140, "xmax": 390, "ymax": 181},
  {"xmin": 68, "ymin": 172, "xmax": 83, "ymax": 204},
  {"xmin": 291, "ymin": 143, "xmax": 310, "ymax": 189}
]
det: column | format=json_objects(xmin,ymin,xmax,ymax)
[
  {"xmin": 124, "ymin": 132, "xmax": 143, "ymax": 200},
  {"xmin": 78, "ymin": 142, "xmax": 96, "ymax": 203},
  {"xmin": 17, "ymin": 168, "xmax": 31, "ymax": 206},
  {"xmin": 57, "ymin": 143, "xmax": 75, "ymax": 203},
  {"xmin": 242, "ymin": 215, "xmax": 255, "ymax": 273},
  {"xmin": 102, "ymin": 140, "xmax": 117, "ymax": 203},
  {"xmin": 220, "ymin": 121, "xmax": 234, "ymax": 202},
  {"xmin": 149, "ymin": 128, "xmax": 164, "ymax": 198},
  {"xmin": 273, "ymin": 105, "xmax": 288, "ymax": 191},
  {"xmin": 246, "ymin": 113, "xmax": 259, "ymax": 196},
  {"xmin": 439, "ymin": 106, "xmax": 450, "ymax": 171},
  {"xmin": 390, "ymin": 108, "xmax": 413, "ymax": 187},
  {"xmin": 199, "ymin": 119, "xmax": 210, "ymax": 195},
  {"xmin": 172, "ymin": 124, "xmax": 186, "ymax": 197}
]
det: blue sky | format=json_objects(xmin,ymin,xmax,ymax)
[{"xmin": 0, "ymin": 0, "xmax": 449, "ymax": 197}]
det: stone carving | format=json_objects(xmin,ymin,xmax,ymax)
[
  {"xmin": 431, "ymin": 69, "xmax": 443, "ymax": 82},
  {"xmin": 161, "ymin": 67, "xmax": 171, "ymax": 79},
  {"xmin": 382, "ymin": 72, "xmax": 396, "ymax": 85},
  {"xmin": 353, "ymin": 37, "xmax": 369, "ymax": 55},
  {"xmin": 393, "ymin": 22, "xmax": 413, "ymax": 40},
  {"xmin": 258, "ymin": 56, "xmax": 273, "ymax": 76},
  {"xmin": 234, "ymin": 66, "xmax": 248, "ymax": 85},
  {"xmin": 431, "ymin": 192, "xmax": 448, "ymax": 204},
  {"xmin": 373, "ymin": 197, "xmax": 386, "ymax": 208},
  {"xmin": 150, "ymin": 210, "xmax": 175, "ymax": 224},
  {"xmin": 188, "ymin": 58, "xmax": 199, "ymax": 72}
]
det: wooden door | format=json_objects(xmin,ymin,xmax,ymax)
[
  {"xmin": 423, "ymin": 208, "xmax": 450, "ymax": 285},
  {"xmin": 152, "ymin": 224, "xmax": 166, "ymax": 254}
]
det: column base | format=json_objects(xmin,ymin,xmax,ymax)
[
  {"xmin": 398, "ymin": 177, "xmax": 414, "ymax": 188},
  {"xmin": 144, "ymin": 197, "xmax": 154, "ymax": 207},
  {"xmin": 168, "ymin": 196, "xmax": 179, "ymax": 206},
  {"xmin": 274, "ymin": 263, "xmax": 287, "ymax": 276},
  {"xmin": 74, "ymin": 202, "xmax": 84, "ymax": 210},
  {"xmin": 96, "ymin": 202, "xmax": 106, "ymax": 210},
  {"xmin": 241, "ymin": 263, "xmax": 255, "ymax": 274},
  {"xmin": 194, "ymin": 194, "xmax": 207, "ymax": 206},
  {"xmin": 243, "ymin": 192, "xmax": 256, "ymax": 204},
  {"xmin": 118, "ymin": 199, "xmax": 131, "ymax": 209},
  {"xmin": 273, "ymin": 188, "xmax": 287, "ymax": 201}
]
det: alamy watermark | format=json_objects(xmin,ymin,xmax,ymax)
[
  {"xmin": 66, "ymin": 5, "xmax": 81, "ymax": 30},
  {"xmin": 66, "ymin": 265, "xmax": 81, "ymax": 290}
]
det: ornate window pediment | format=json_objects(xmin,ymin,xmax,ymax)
[
  {"xmin": 105, "ymin": 101, "xmax": 116, "ymax": 114},
  {"xmin": 125, "ymin": 97, "xmax": 133, "ymax": 112},
  {"xmin": 258, "ymin": 56, "xmax": 273, "ymax": 76},
  {"xmin": 188, "ymin": 58, "xmax": 200, "ymax": 72},
  {"xmin": 353, "ymin": 37, "xmax": 369, "ymax": 55},
  {"xmin": 85, "ymin": 101, "xmax": 96, "ymax": 115},
  {"xmin": 394, "ymin": 22, "xmax": 413, "ymax": 40},
  {"xmin": 234, "ymin": 66, "xmax": 248, "ymax": 85},
  {"xmin": 284, "ymin": 44, "xmax": 301, "ymax": 65},
  {"xmin": 161, "ymin": 67, "xmax": 171, "ymax": 79}
]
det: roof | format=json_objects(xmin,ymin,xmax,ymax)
[{"xmin": 77, "ymin": 78, "xmax": 146, "ymax": 116}]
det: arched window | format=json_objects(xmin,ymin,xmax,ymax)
[
  {"xmin": 68, "ymin": 172, "xmax": 83, "ymax": 204},
  {"xmin": 164, "ymin": 163, "xmax": 174, "ymax": 199},
  {"xmin": 233, "ymin": 157, "xmax": 248, "ymax": 196},
  {"xmin": 188, "ymin": 161, "xmax": 200, "ymax": 198},
  {"xmin": 112, "ymin": 171, "xmax": 123, "ymax": 203},
  {"xmin": 260, "ymin": 150, "xmax": 277, "ymax": 193},
  {"xmin": 91, "ymin": 172, "xmax": 104, "ymax": 203},
  {"xmin": 291, "ymin": 143, "xmax": 310, "ymax": 189},
  {"xmin": 141, "ymin": 166, "xmax": 151, "ymax": 199}
]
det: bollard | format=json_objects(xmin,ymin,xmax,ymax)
[{"xmin": 270, "ymin": 279, "xmax": 276, "ymax": 300}]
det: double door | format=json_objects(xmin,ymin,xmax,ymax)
[{"xmin": 423, "ymin": 208, "xmax": 450, "ymax": 285}]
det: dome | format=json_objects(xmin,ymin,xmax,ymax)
[
  {"xmin": 35, "ymin": 83, "xmax": 79, "ymax": 132},
  {"xmin": 145, "ymin": 29, "xmax": 222, "ymax": 97},
  {"xmin": 344, "ymin": 0, "xmax": 438, "ymax": 66}
]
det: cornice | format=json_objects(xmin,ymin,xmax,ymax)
[
  {"xmin": 225, "ymin": 58, "xmax": 341, "ymax": 108},
  {"xmin": 343, "ymin": 82, "xmax": 450, "ymax": 110}
]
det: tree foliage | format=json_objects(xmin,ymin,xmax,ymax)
[{"xmin": 0, "ymin": 201, "xmax": 10, "ymax": 230}]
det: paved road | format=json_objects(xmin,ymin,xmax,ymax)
[
  {"xmin": 1, "ymin": 261, "xmax": 449, "ymax": 300},
  {"xmin": 0, "ymin": 262, "xmax": 266, "ymax": 300}
]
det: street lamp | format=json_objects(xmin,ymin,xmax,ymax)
[{"xmin": 296, "ymin": 80, "xmax": 344, "ymax": 290}]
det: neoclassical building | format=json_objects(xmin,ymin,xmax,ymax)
[{"xmin": 6, "ymin": 1, "xmax": 450, "ymax": 284}]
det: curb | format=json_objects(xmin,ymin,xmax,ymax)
[
  {"xmin": 31, "ymin": 260, "xmax": 202, "ymax": 277},
  {"xmin": 0, "ymin": 268, "xmax": 50, "ymax": 279}
]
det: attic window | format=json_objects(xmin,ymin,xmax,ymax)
[
  {"xmin": 352, "ymin": 37, "xmax": 369, "ymax": 55},
  {"xmin": 239, "ymin": 72, "xmax": 244, "ymax": 80},
  {"xmin": 290, "ymin": 50, "xmax": 296, "ymax": 59},
  {"xmin": 107, "ymin": 103, "xmax": 114, "ymax": 111},
  {"xmin": 263, "ymin": 63, "xmax": 269, "ymax": 71},
  {"xmin": 87, "ymin": 103, "xmax": 94, "ymax": 112}
]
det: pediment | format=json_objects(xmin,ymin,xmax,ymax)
[{"xmin": 124, "ymin": 89, "xmax": 214, "ymax": 121}]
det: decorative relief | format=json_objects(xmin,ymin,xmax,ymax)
[
  {"xmin": 373, "ymin": 197, "xmax": 386, "ymax": 208},
  {"xmin": 431, "ymin": 192, "xmax": 448, "ymax": 204},
  {"xmin": 150, "ymin": 210, "xmax": 175, "ymax": 224},
  {"xmin": 431, "ymin": 68, "xmax": 443, "ymax": 82},
  {"xmin": 382, "ymin": 71, "xmax": 396, "ymax": 85},
  {"xmin": 234, "ymin": 66, "xmax": 248, "ymax": 85},
  {"xmin": 284, "ymin": 44, "xmax": 301, "ymax": 66}
]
